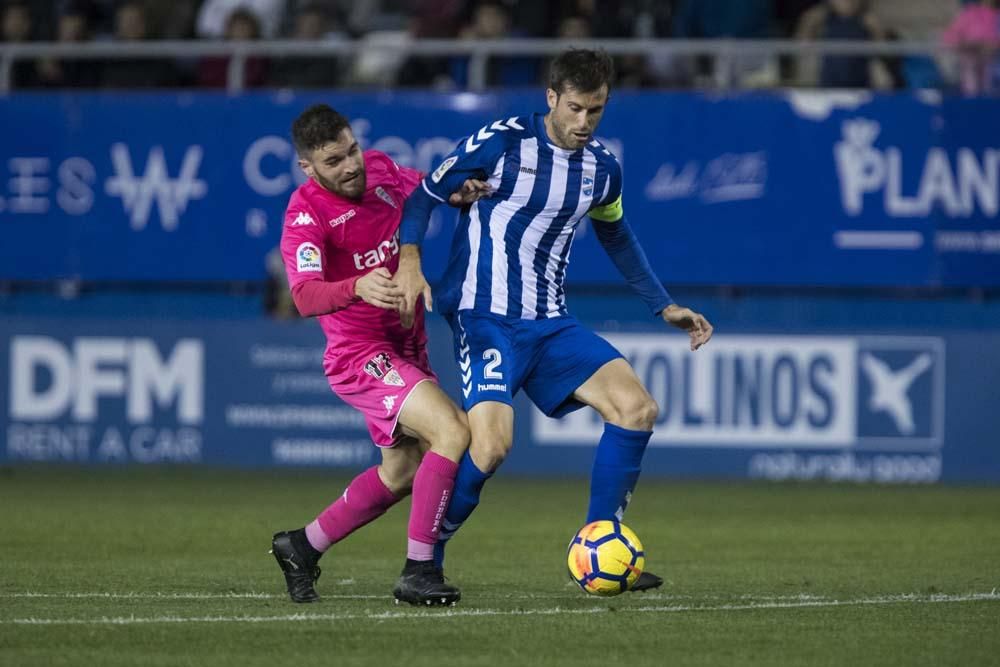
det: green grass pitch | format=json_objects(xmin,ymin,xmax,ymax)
[{"xmin": 1, "ymin": 467, "xmax": 998, "ymax": 666}]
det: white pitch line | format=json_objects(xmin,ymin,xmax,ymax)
[
  {"xmin": 3, "ymin": 592, "xmax": 285, "ymax": 600},
  {"xmin": 0, "ymin": 591, "xmax": 682, "ymax": 603},
  {"xmin": 0, "ymin": 591, "xmax": 842, "ymax": 603},
  {"xmin": 2, "ymin": 591, "xmax": 577, "ymax": 602},
  {"xmin": 2, "ymin": 593, "xmax": 997, "ymax": 627}
]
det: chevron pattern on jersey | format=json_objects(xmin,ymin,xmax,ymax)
[{"xmin": 465, "ymin": 117, "xmax": 524, "ymax": 153}]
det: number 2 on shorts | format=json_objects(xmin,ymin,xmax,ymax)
[{"xmin": 483, "ymin": 348, "xmax": 503, "ymax": 380}]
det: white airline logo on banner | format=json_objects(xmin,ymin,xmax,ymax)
[{"xmin": 533, "ymin": 334, "xmax": 944, "ymax": 450}]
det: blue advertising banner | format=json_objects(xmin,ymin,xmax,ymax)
[
  {"xmin": 2, "ymin": 312, "xmax": 998, "ymax": 484},
  {"xmin": 1, "ymin": 91, "xmax": 998, "ymax": 286},
  {"xmin": 0, "ymin": 318, "xmax": 373, "ymax": 468}
]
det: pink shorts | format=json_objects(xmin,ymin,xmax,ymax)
[{"xmin": 324, "ymin": 342, "xmax": 437, "ymax": 447}]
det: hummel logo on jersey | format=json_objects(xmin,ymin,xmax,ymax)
[
  {"xmin": 291, "ymin": 212, "xmax": 315, "ymax": 226},
  {"xmin": 464, "ymin": 117, "xmax": 524, "ymax": 153},
  {"xmin": 329, "ymin": 209, "xmax": 356, "ymax": 228},
  {"xmin": 519, "ymin": 166, "xmax": 537, "ymax": 176}
]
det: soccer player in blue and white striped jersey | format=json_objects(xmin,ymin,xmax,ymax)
[{"xmin": 395, "ymin": 49, "xmax": 713, "ymax": 592}]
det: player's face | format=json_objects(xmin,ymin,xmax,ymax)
[
  {"xmin": 299, "ymin": 129, "xmax": 366, "ymax": 200},
  {"xmin": 545, "ymin": 84, "xmax": 609, "ymax": 150}
]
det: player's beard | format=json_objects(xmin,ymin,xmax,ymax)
[
  {"xmin": 317, "ymin": 170, "xmax": 366, "ymax": 200},
  {"xmin": 553, "ymin": 118, "xmax": 590, "ymax": 149}
]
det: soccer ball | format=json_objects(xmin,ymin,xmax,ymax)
[{"xmin": 567, "ymin": 520, "xmax": 645, "ymax": 596}]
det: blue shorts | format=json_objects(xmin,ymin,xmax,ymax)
[{"xmin": 446, "ymin": 310, "xmax": 623, "ymax": 418}]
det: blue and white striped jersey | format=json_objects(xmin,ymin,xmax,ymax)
[{"xmin": 420, "ymin": 113, "xmax": 624, "ymax": 320}]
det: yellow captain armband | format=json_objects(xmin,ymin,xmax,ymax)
[{"xmin": 589, "ymin": 195, "xmax": 624, "ymax": 222}]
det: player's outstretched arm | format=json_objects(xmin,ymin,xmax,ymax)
[
  {"xmin": 591, "ymin": 211, "xmax": 713, "ymax": 351},
  {"xmin": 394, "ymin": 177, "xmax": 488, "ymax": 328},
  {"xmin": 290, "ymin": 278, "xmax": 358, "ymax": 317},
  {"xmin": 396, "ymin": 125, "xmax": 502, "ymax": 327},
  {"xmin": 395, "ymin": 179, "xmax": 487, "ymax": 327},
  {"xmin": 290, "ymin": 268, "xmax": 403, "ymax": 316},
  {"xmin": 396, "ymin": 245, "xmax": 431, "ymax": 329},
  {"xmin": 591, "ymin": 211, "xmax": 672, "ymax": 313},
  {"xmin": 396, "ymin": 182, "xmax": 442, "ymax": 328}
]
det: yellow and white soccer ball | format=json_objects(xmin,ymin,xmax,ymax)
[{"xmin": 567, "ymin": 520, "xmax": 645, "ymax": 596}]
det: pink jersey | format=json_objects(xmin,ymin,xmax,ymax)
[
  {"xmin": 942, "ymin": 6, "xmax": 1000, "ymax": 47},
  {"xmin": 280, "ymin": 150, "xmax": 426, "ymax": 379}
]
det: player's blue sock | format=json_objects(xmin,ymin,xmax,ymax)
[
  {"xmin": 433, "ymin": 450, "xmax": 492, "ymax": 568},
  {"xmin": 586, "ymin": 424, "xmax": 652, "ymax": 523}
]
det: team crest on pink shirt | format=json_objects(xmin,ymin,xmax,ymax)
[
  {"xmin": 364, "ymin": 352, "xmax": 406, "ymax": 387},
  {"xmin": 375, "ymin": 186, "xmax": 397, "ymax": 209}
]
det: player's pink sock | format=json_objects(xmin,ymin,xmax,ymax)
[
  {"xmin": 407, "ymin": 451, "xmax": 459, "ymax": 561},
  {"xmin": 306, "ymin": 465, "xmax": 400, "ymax": 552}
]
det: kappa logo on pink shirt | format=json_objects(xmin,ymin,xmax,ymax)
[{"xmin": 328, "ymin": 209, "xmax": 357, "ymax": 228}]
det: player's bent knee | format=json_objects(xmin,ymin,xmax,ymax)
[
  {"xmin": 606, "ymin": 394, "xmax": 659, "ymax": 432},
  {"xmin": 429, "ymin": 416, "xmax": 470, "ymax": 463},
  {"xmin": 469, "ymin": 432, "xmax": 512, "ymax": 472},
  {"xmin": 634, "ymin": 397, "xmax": 659, "ymax": 431},
  {"xmin": 379, "ymin": 438, "xmax": 423, "ymax": 495},
  {"xmin": 386, "ymin": 472, "xmax": 415, "ymax": 496},
  {"xmin": 379, "ymin": 460, "xmax": 417, "ymax": 496}
]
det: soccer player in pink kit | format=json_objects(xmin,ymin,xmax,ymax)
[{"xmin": 271, "ymin": 104, "xmax": 485, "ymax": 606}]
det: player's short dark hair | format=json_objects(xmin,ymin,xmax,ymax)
[
  {"xmin": 291, "ymin": 104, "xmax": 352, "ymax": 156},
  {"xmin": 549, "ymin": 49, "xmax": 614, "ymax": 96}
]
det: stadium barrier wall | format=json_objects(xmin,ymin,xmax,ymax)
[
  {"xmin": 1, "ymin": 90, "xmax": 998, "ymax": 287},
  {"xmin": 2, "ymin": 298, "xmax": 998, "ymax": 484}
]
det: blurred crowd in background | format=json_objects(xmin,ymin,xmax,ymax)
[{"xmin": 1, "ymin": 0, "xmax": 998, "ymax": 92}]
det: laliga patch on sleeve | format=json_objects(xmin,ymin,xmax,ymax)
[
  {"xmin": 431, "ymin": 156, "xmax": 458, "ymax": 184},
  {"xmin": 296, "ymin": 242, "xmax": 322, "ymax": 272}
]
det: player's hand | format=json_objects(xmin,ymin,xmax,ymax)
[
  {"xmin": 662, "ymin": 304, "xmax": 713, "ymax": 351},
  {"xmin": 395, "ymin": 247, "xmax": 432, "ymax": 328},
  {"xmin": 354, "ymin": 267, "xmax": 404, "ymax": 310},
  {"xmin": 448, "ymin": 179, "xmax": 492, "ymax": 207}
]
